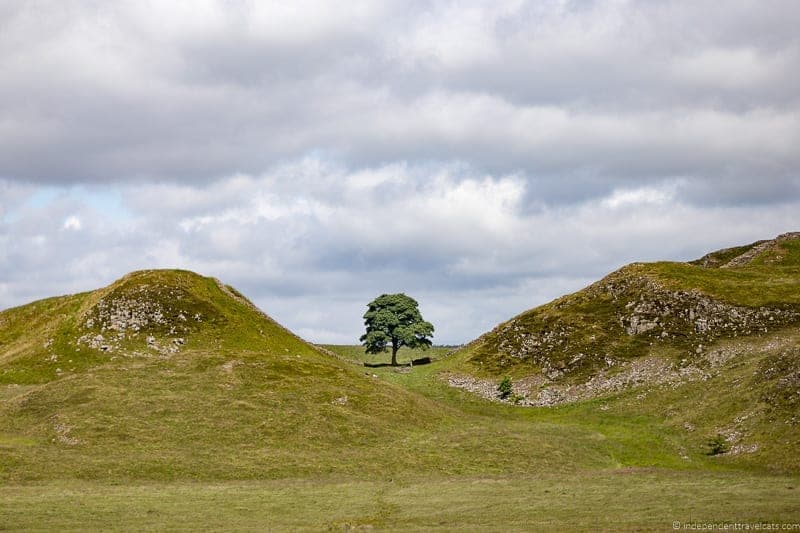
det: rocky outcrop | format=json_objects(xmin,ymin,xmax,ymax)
[
  {"xmin": 76, "ymin": 283, "xmax": 208, "ymax": 354},
  {"xmin": 722, "ymin": 231, "xmax": 800, "ymax": 268},
  {"xmin": 446, "ymin": 357, "xmax": 709, "ymax": 407},
  {"xmin": 447, "ymin": 335, "xmax": 799, "ymax": 408},
  {"xmin": 693, "ymin": 231, "xmax": 800, "ymax": 269},
  {"xmin": 470, "ymin": 267, "xmax": 799, "ymax": 380},
  {"xmin": 609, "ymin": 276, "xmax": 798, "ymax": 343}
]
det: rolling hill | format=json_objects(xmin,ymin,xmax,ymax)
[
  {"xmin": 452, "ymin": 232, "xmax": 800, "ymax": 382},
  {"xmin": 1, "ymin": 262, "xmax": 799, "ymax": 529},
  {"xmin": 0, "ymin": 269, "xmax": 449, "ymax": 482},
  {"xmin": 446, "ymin": 232, "xmax": 800, "ymax": 470}
]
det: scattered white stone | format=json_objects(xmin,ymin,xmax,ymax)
[
  {"xmin": 52, "ymin": 419, "xmax": 79, "ymax": 446},
  {"xmin": 729, "ymin": 443, "xmax": 759, "ymax": 455}
]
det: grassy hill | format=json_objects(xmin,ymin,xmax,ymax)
[
  {"xmin": 0, "ymin": 270, "xmax": 456, "ymax": 482},
  {"xmin": 2, "ymin": 266, "xmax": 799, "ymax": 529},
  {"xmin": 2, "ymin": 270, "xmax": 694, "ymax": 482},
  {"xmin": 455, "ymin": 232, "xmax": 800, "ymax": 380},
  {"xmin": 444, "ymin": 232, "xmax": 800, "ymax": 471}
]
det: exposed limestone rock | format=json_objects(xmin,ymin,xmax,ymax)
[
  {"xmin": 614, "ymin": 278, "xmax": 796, "ymax": 344},
  {"xmin": 447, "ymin": 334, "xmax": 800, "ymax": 410},
  {"xmin": 722, "ymin": 231, "xmax": 800, "ymax": 268},
  {"xmin": 75, "ymin": 284, "xmax": 204, "ymax": 354},
  {"xmin": 51, "ymin": 416, "xmax": 79, "ymax": 446},
  {"xmin": 480, "ymin": 271, "xmax": 798, "ymax": 380}
]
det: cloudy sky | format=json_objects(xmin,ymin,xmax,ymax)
[{"xmin": 1, "ymin": 1, "xmax": 799, "ymax": 344}]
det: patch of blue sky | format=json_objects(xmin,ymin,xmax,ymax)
[
  {"xmin": 1, "ymin": 187, "xmax": 56, "ymax": 223},
  {"xmin": 4, "ymin": 185, "xmax": 133, "ymax": 224},
  {"xmin": 26, "ymin": 188, "xmax": 60, "ymax": 209},
  {"xmin": 76, "ymin": 187, "xmax": 132, "ymax": 223}
]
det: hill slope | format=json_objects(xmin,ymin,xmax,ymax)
[
  {"xmin": 0, "ymin": 270, "xmax": 448, "ymax": 481},
  {"xmin": 455, "ymin": 232, "xmax": 800, "ymax": 379},
  {"xmin": 447, "ymin": 233, "xmax": 800, "ymax": 469}
]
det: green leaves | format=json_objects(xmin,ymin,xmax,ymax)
[
  {"xmin": 497, "ymin": 376, "xmax": 513, "ymax": 399},
  {"xmin": 360, "ymin": 293, "xmax": 434, "ymax": 363}
]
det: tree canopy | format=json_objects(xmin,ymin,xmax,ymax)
[{"xmin": 360, "ymin": 293, "xmax": 434, "ymax": 366}]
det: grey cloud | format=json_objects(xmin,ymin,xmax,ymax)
[
  {"xmin": 2, "ymin": 170, "xmax": 799, "ymax": 343},
  {"xmin": 1, "ymin": 2, "xmax": 799, "ymax": 343},
  {"xmin": 0, "ymin": 1, "xmax": 797, "ymax": 208}
]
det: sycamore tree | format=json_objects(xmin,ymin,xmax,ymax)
[{"xmin": 360, "ymin": 293, "xmax": 434, "ymax": 366}]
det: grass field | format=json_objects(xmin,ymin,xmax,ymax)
[
  {"xmin": 2, "ymin": 339, "xmax": 799, "ymax": 529},
  {"xmin": 4, "ymin": 341, "xmax": 799, "ymax": 529},
  {"xmin": 3, "ymin": 472, "xmax": 799, "ymax": 531}
]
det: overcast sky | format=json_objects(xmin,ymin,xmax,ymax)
[{"xmin": 1, "ymin": 1, "xmax": 799, "ymax": 344}]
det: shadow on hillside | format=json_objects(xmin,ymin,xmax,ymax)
[{"xmin": 363, "ymin": 357, "xmax": 432, "ymax": 368}]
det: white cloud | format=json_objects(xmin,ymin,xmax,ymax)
[
  {"xmin": 602, "ymin": 186, "xmax": 676, "ymax": 209},
  {"xmin": 670, "ymin": 46, "xmax": 795, "ymax": 91},
  {"xmin": 4, "ymin": 164, "xmax": 799, "ymax": 344},
  {"xmin": 0, "ymin": 1, "xmax": 797, "ymax": 196},
  {"xmin": 1, "ymin": 2, "xmax": 799, "ymax": 344},
  {"xmin": 62, "ymin": 215, "xmax": 82, "ymax": 231}
]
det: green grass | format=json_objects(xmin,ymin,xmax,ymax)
[
  {"xmin": 645, "ymin": 261, "xmax": 800, "ymax": 307},
  {"xmin": 604, "ymin": 330, "xmax": 800, "ymax": 473},
  {"xmin": 690, "ymin": 240, "xmax": 765, "ymax": 268},
  {"xmin": 647, "ymin": 236, "xmax": 800, "ymax": 307},
  {"xmin": 2, "ymin": 266, "xmax": 800, "ymax": 529},
  {"xmin": 2, "ymin": 472, "xmax": 798, "ymax": 531},
  {"xmin": 323, "ymin": 334, "xmax": 800, "ymax": 474},
  {"xmin": 319, "ymin": 344, "xmax": 458, "ymax": 366}
]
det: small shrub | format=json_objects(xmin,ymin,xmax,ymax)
[
  {"xmin": 706, "ymin": 434, "xmax": 730, "ymax": 456},
  {"xmin": 497, "ymin": 376, "xmax": 513, "ymax": 399}
]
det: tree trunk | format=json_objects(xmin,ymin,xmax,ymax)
[{"xmin": 391, "ymin": 341, "xmax": 398, "ymax": 366}]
